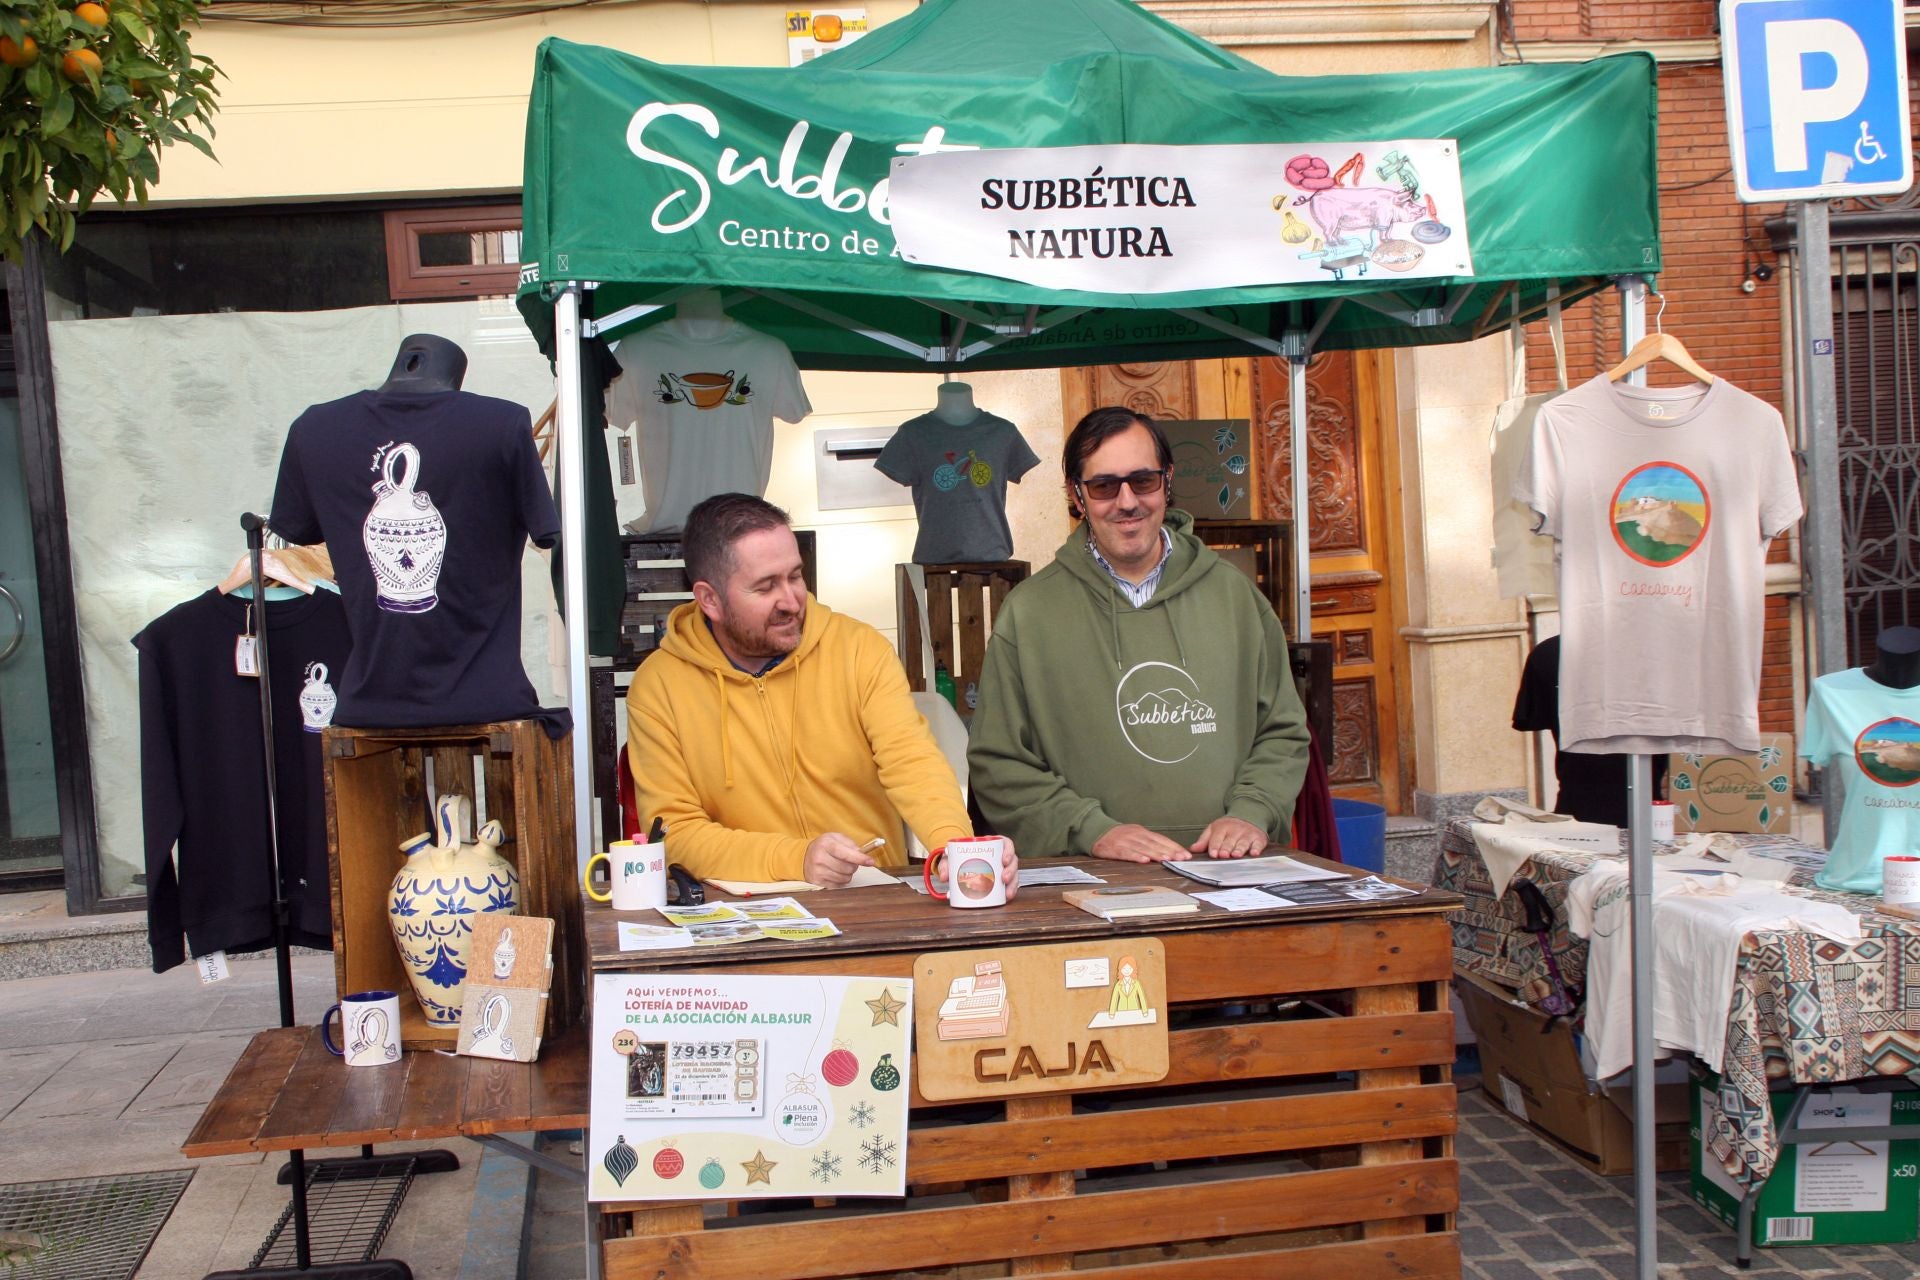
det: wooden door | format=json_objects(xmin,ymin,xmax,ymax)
[
  {"xmin": 1061, "ymin": 356, "xmax": 1404, "ymax": 810},
  {"xmin": 1243, "ymin": 352, "xmax": 1402, "ymax": 810}
]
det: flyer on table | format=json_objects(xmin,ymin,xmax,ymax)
[{"xmin": 588, "ymin": 974, "xmax": 913, "ymax": 1201}]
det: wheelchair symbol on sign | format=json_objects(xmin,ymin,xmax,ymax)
[{"xmin": 1856, "ymin": 121, "xmax": 1888, "ymax": 166}]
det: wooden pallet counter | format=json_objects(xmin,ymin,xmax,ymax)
[{"xmin": 586, "ymin": 859, "xmax": 1462, "ymax": 1279}]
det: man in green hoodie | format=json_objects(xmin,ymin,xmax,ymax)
[{"xmin": 968, "ymin": 407, "xmax": 1310, "ymax": 861}]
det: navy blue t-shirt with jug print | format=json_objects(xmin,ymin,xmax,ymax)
[{"xmin": 269, "ymin": 388, "xmax": 562, "ymax": 731}]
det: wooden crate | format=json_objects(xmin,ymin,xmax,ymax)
[
  {"xmin": 323, "ymin": 720, "xmax": 584, "ymax": 1048},
  {"xmin": 592, "ymin": 895, "xmax": 1459, "ymax": 1279},
  {"xmin": 1194, "ymin": 517, "xmax": 1294, "ymax": 637},
  {"xmin": 615, "ymin": 530, "xmax": 816, "ymax": 666},
  {"xmin": 895, "ymin": 561, "xmax": 1028, "ymax": 719}
]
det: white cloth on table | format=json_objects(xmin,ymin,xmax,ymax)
[
  {"xmin": 1468, "ymin": 819, "xmax": 1619, "ymax": 900},
  {"xmin": 1566, "ymin": 860, "xmax": 1859, "ymax": 1080}
]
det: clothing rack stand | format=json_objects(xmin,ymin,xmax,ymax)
[{"xmin": 209, "ymin": 513, "xmax": 423, "ymax": 1280}]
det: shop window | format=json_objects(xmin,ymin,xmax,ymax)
[{"xmin": 384, "ymin": 206, "xmax": 523, "ymax": 301}]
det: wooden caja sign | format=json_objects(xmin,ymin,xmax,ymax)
[{"xmin": 913, "ymin": 940, "xmax": 1168, "ymax": 1101}]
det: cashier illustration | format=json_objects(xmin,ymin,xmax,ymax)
[
  {"xmin": 970, "ymin": 407, "xmax": 1310, "ymax": 861},
  {"xmin": 626, "ymin": 494, "xmax": 1018, "ymax": 892}
]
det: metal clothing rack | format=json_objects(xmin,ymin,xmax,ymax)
[{"xmin": 207, "ymin": 513, "xmax": 446, "ymax": 1280}]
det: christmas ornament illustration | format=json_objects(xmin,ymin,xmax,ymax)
[{"xmin": 602, "ymin": 1136, "xmax": 638, "ymax": 1187}]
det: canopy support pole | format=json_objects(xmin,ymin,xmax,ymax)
[
  {"xmin": 1287, "ymin": 349, "xmax": 1311, "ymax": 644},
  {"xmin": 1617, "ymin": 275, "xmax": 1657, "ymax": 1280},
  {"xmin": 555, "ymin": 283, "xmax": 594, "ymax": 877}
]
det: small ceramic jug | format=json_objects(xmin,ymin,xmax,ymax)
[
  {"xmin": 298, "ymin": 662, "xmax": 337, "ymax": 734},
  {"xmin": 363, "ymin": 442, "xmax": 446, "ymax": 614},
  {"xmin": 387, "ymin": 794, "xmax": 518, "ymax": 1026}
]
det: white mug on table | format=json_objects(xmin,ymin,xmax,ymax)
[
  {"xmin": 585, "ymin": 839, "xmax": 667, "ymax": 911},
  {"xmin": 322, "ymin": 990, "xmax": 402, "ymax": 1067},
  {"xmin": 924, "ymin": 836, "xmax": 1012, "ymax": 909}
]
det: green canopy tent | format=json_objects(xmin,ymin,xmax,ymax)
[
  {"xmin": 520, "ymin": 5, "xmax": 1670, "ymax": 1262},
  {"xmin": 516, "ymin": 0, "xmax": 1660, "ymax": 830},
  {"xmin": 516, "ymin": 0, "xmax": 1659, "ymax": 844},
  {"xmin": 515, "ymin": 0, "xmax": 1658, "ymax": 366}
]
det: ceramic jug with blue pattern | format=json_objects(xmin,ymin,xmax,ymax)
[{"xmin": 387, "ymin": 793, "xmax": 519, "ymax": 1027}]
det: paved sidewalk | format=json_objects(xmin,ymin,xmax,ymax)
[
  {"xmin": 1453, "ymin": 1078, "xmax": 1920, "ymax": 1279},
  {"xmin": 0, "ymin": 954, "xmax": 483, "ymax": 1279}
]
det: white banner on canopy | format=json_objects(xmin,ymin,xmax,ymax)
[{"xmin": 889, "ymin": 140, "xmax": 1473, "ymax": 294}]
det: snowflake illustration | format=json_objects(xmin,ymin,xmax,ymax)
[
  {"xmin": 809, "ymin": 1151, "xmax": 843, "ymax": 1183},
  {"xmin": 857, "ymin": 1135, "xmax": 898, "ymax": 1175},
  {"xmin": 849, "ymin": 1101, "xmax": 876, "ymax": 1130}
]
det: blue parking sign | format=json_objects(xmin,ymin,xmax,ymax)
[{"xmin": 1722, "ymin": 0, "xmax": 1911, "ymax": 202}]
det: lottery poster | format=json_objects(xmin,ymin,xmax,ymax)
[{"xmin": 588, "ymin": 973, "xmax": 912, "ymax": 1201}]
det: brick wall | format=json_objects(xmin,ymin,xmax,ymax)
[{"xmin": 1515, "ymin": 7, "xmax": 1800, "ymax": 736}]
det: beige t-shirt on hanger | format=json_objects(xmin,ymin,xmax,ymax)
[{"xmin": 1515, "ymin": 373, "xmax": 1802, "ymax": 755}]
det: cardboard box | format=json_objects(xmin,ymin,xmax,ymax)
[
  {"xmin": 1161, "ymin": 419, "xmax": 1253, "ymax": 519},
  {"xmin": 1455, "ymin": 970, "xmax": 1689, "ymax": 1174},
  {"xmin": 1690, "ymin": 1072, "xmax": 1920, "ymax": 1247},
  {"xmin": 1667, "ymin": 734, "xmax": 1793, "ymax": 834}
]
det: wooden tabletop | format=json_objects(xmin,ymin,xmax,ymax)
[
  {"xmin": 587, "ymin": 854, "xmax": 1459, "ymax": 971},
  {"xmin": 182, "ymin": 1021, "xmax": 591, "ymax": 1157}
]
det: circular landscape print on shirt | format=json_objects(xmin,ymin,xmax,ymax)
[
  {"xmin": 1610, "ymin": 461, "xmax": 1711, "ymax": 567},
  {"xmin": 1854, "ymin": 717, "xmax": 1920, "ymax": 788}
]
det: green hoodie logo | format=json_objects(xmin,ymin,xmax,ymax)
[{"xmin": 1115, "ymin": 660, "xmax": 1217, "ymax": 764}]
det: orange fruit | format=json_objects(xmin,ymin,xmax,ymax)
[
  {"xmin": 0, "ymin": 35, "xmax": 37, "ymax": 67},
  {"xmin": 74, "ymin": 3, "xmax": 108, "ymax": 27},
  {"xmin": 61, "ymin": 47, "xmax": 100, "ymax": 82}
]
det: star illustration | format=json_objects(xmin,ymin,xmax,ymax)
[
  {"xmin": 741, "ymin": 1149, "xmax": 778, "ymax": 1185},
  {"xmin": 865, "ymin": 987, "xmax": 905, "ymax": 1027}
]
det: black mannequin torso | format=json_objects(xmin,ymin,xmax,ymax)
[
  {"xmin": 1865, "ymin": 626, "xmax": 1920, "ymax": 690},
  {"xmin": 380, "ymin": 334, "xmax": 468, "ymax": 393}
]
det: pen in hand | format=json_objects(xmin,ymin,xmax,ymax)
[
  {"xmin": 858, "ymin": 837, "xmax": 887, "ymax": 854},
  {"xmin": 647, "ymin": 817, "xmax": 665, "ymax": 844}
]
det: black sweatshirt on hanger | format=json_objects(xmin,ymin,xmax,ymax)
[{"xmin": 135, "ymin": 588, "xmax": 350, "ymax": 972}]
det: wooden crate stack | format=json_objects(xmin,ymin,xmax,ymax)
[
  {"xmin": 323, "ymin": 720, "xmax": 583, "ymax": 1048},
  {"xmin": 895, "ymin": 561, "xmax": 1028, "ymax": 719},
  {"xmin": 615, "ymin": 531, "xmax": 817, "ymax": 665}
]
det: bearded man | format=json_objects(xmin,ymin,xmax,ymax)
[{"xmin": 625, "ymin": 493, "xmax": 1017, "ymax": 890}]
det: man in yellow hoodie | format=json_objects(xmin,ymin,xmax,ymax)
[{"xmin": 626, "ymin": 493, "xmax": 1018, "ymax": 891}]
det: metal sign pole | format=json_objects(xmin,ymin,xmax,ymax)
[
  {"xmin": 1792, "ymin": 200, "xmax": 1846, "ymax": 840},
  {"xmin": 1288, "ymin": 353, "xmax": 1311, "ymax": 644},
  {"xmin": 1617, "ymin": 277, "xmax": 1657, "ymax": 1280}
]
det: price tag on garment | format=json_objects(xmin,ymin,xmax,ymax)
[
  {"xmin": 616, "ymin": 434, "xmax": 635, "ymax": 486},
  {"xmin": 234, "ymin": 634, "xmax": 259, "ymax": 677},
  {"xmin": 195, "ymin": 951, "xmax": 230, "ymax": 984}
]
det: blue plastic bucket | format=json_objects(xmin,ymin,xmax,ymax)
[{"xmin": 1332, "ymin": 798, "xmax": 1387, "ymax": 874}]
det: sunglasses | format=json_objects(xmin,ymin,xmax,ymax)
[{"xmin": 1075, "ymin": 468, "xmax": 1169, "ymax": 501}]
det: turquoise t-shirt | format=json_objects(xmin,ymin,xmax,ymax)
[{"xmin": 1803, "ymin": 667, "xmax": 1920, "ymax": 892}]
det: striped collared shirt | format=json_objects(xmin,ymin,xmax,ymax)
[{"xmin": 1087, "ymin": 526, "xmax": 1173, "ymax": 608}]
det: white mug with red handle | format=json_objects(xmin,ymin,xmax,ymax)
[{"xmin": 924, "ymin": 837, "xmax": 1010, "ymax": 909}]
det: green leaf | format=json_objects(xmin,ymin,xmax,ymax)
[
  {"xmin": 42, "ymin": 88, "xmax": 73, "ymax": 136},
  {"xmin": 24, "ymin": 60, "xmax": 49, "ymax": 98},
  {"xmin": 172, "ymin": 129, "xmax": 211, "ymax": 160},
  {"xmin": 113, "ymin": 9, "xmax": 153, "ymax": 43}
]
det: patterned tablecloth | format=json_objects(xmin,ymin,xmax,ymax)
[{"xmin": 1435, "ymin": 820, "xmax": 1920, "ymax": 1187}]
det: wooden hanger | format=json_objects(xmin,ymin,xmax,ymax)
[
  {"xmin": 1607, "ymin": 293, "xmax": 1714, "ymax": 385},
  {"xmin": 217, "ymin": 547, "xmax": 316, "ymax": 595}
]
